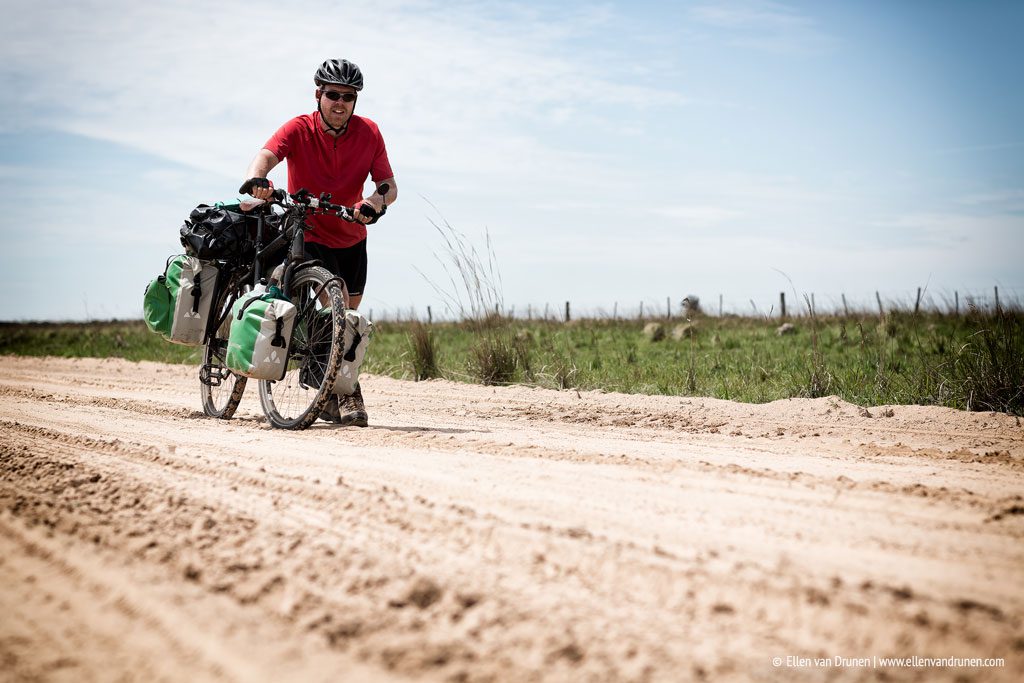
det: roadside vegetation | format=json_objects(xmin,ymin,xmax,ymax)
[
  {"xmin": 374, "ymin": 307, "xmax": 1024, "ymax": 414},
  {"xmin": 3, "ymin": 217, "xmax": 1020, "ymax": 414},
  {"xmin": 3, "ymin": 307, "xmax": 1021, "ymax": 415}
]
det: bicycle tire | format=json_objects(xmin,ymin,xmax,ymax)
[
  {"xmin": 200, "ymin": 280, "xmax": 247, "ymax": 419},
  {"xmin": 258, "ymin": 265, "xmax": 345, "ymax": 430}
]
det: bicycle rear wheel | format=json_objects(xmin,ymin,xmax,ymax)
[
  {"xmin": 201, "ymin": 279, "xmax": 247, "ymax": 418},
  {"xmin": 258, "ymin": 266, "xmax": 345, "ymax": 429}
]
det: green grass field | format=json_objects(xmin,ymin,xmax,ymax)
[{"xmin": 3, "ymin": 309, "xmax": 1021, "ymax": 414}]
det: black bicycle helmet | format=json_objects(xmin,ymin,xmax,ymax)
[{"xmin": 314, "ymin": 59, "xmax": 364, "ymax": 91}]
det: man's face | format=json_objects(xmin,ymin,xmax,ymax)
[{"xmin": 317, "ymin": 84, "xmax": 357, "ymax": 129}]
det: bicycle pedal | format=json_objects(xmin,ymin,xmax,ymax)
[{"xmin": 199, "ymin": 363, "xmax": 229, "ymax": 387}]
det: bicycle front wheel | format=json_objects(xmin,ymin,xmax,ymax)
[
  {"xmin": 201, "ymin": 280, "xmax": 247, "ymax": 419},
  {"xmin": 258, "ymin": 266, "xmax": 345, "ymax": 429}
]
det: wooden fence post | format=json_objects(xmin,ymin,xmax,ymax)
[
  {"xmin": 719, "ymin": 294, "xmax": 723, "ymax": 317},
  {"xmin": 811, "ymin": 293, "xmax": 816, "ymax": 317},
  {"xmin": 954, "ymin": 291, "xmax": 959, "ymax": 316},
  {"xmin": 841, "ymin": 293, "xmax": 849, "ymax": 317},
  {"xmin": 779, "ymin": 292, "xmax": 786, "ymax": 319},
  {"xmin": 666, "ymin": 296, "xmax": 671, "ymax": 319},
  {"xmin": 876, "ymin": 291, "xmax": 884, "ymax": 318},
  {"xmin": 995, "ymin": 286, "xmax": 1001, "ymax": 312},
  {"xmin": 639, "ymin": 301, "xmax": 644, "ymax": 319},
  {"xmin": 565, "ymin": 301, "xmax": 570, "ymax": 322},
  {"xmin": 914, "ymin": 287, "xmax": 922, "ymax": 314},
  {"xmin": 427, "ymin": 306, "xmax": 432, "ymax": 323},
  {"xmin": 613, "ymin": 302, "xmax": 618, "ymax": 320}
]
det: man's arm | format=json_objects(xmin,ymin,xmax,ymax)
[
  {"xmin": 246, "ymin": 149, "xmax": 280, "ymax": 179},
  {"xmin": 366, "ymin": 176, "xmax": 397, "ymax": 211},
  {"xmin": 353, "ymin": 177, "xmax": 397, "ymax": 224},
  {"xmin": 243, "ymin": 149, "xmax": 281, "ymax": 199}
]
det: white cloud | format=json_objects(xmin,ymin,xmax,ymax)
[
  {"xmin": 955, "ymin": 188, "xmax": 1024, "ymax": 211},
  {"xmin": 691, "ymin": 0, "xmax": 812, "ymax": 30},
  {"xmin": 934, "ymin": 141, "xmax": 1024, "ymax": 156},
  {"xmin": 648, "ymin": 204, "xmax": 743, "ymax": 227},
  {"xmin": 864, "ymin": 211, "xmax": 1023, "ymax": 259},
  {"xmin": 689, "ymin": 0, "xmax": 835, "ymax": 53}
]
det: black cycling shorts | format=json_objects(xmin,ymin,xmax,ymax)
[{"xmin": 304, "ymin": 239, "xmax": 368, "ymax": 296}]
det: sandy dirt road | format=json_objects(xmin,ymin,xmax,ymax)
[{"xmin": 1, "ymin": 354, "xmax": 1022, "ymax": 682}]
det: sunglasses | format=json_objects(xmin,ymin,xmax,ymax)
[{"xmin": 321, "ymin": 90, "xmax": 357, "ymax": 103}]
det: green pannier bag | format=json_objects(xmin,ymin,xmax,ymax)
[
  {"xmin": 332, "ymin": 310, "xmax": 373, "ymax": 396},
  {"xmin": 143, "ymin": 255, "xmax": 219, "ymax": 346},
  {"xmin": 226, "ymin": 288, "xmax": 297, "ymax": 381}
]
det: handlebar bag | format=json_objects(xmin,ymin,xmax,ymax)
[
  {"xmin": 143, "ymin": 255, "xmax": 218, "ymax": 346},
  {"xmin": 226, "ymin": 290, "xmax": 297, "ymax": 381},
  {"xmin": 332, "ymin": 310, "xmax": 374, "ymax": 396},
  {"xmin": 180, "ymin": 205, "xmax": 254, "ymax": 260}
]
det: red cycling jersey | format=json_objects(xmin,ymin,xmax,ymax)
[{"xmin": 263, "ymin": 112, "xmax": 394, "ymax": 248}]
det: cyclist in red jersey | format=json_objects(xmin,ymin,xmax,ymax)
[{"xmin": 242, "ymin": 59, "xmax": 397, "ymax": 427}]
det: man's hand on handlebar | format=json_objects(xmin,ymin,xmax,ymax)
[
  {"xmin": 353, "ymin": 184, "xmax": 390, "ymax": 224},
  {"xmin": 353, "ymin": 197, "xmax": 385, "ymax": 224},
  {"xmin": 239, "ymin": 177, "xmax": 274, "ymax": 200}
]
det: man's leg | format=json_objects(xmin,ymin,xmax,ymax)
[
  {"xmin": 302, "ymin": 242, "xmax": 343, "ymax": 422},
  {"xmin": 334, "ymin": 241, "xmax": 368, "ymax": 426},
  {"xmin": 306, "ymin": 240, "xmax": 369, "ymax": 426}
]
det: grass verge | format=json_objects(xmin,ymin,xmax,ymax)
[{"xmin": 7, "ymin": 310, "xmax": 1019, "ymax": 414}]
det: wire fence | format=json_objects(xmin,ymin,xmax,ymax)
[{"xmin": 369, "ymin": 286, "xmax": 1024, "ymax": 324}]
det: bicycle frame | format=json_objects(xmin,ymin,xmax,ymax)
[
  {"xmin": 202, "ymin": 210, "xmax": 317, "ymax": 347},
  {"xmin": 198, "ymin": 183, "xmax": 387, "ymax": 386}
]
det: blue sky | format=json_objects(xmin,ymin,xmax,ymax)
[{"xmin": 1, "ymin": 0, "xmax": 1021, "ymax": 320}]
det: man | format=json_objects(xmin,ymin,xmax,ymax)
[{"xmin": 241, "ymin": 58, "xmax": 397, "ymax": 426}]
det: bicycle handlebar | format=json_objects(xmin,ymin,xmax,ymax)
[{"xmin": 249, "ymin": 183, "xmax": 390, "ymax": 224}]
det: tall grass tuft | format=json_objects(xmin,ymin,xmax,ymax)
[
  {"xmin": 417, "ymin": 206, "xmax": 534, "ymax": 386},
  {"xmin": 409, "ymin": 321, "xmax": 439, "ymax": 380},
  {"xmin": 953, "ymin": 309, "xmax": 1024, "ymax": 415},
  {"xmin": 803, "ymin": 295, "xmax": 834, "ymax": 398},
  {"xmin": 417, "ymin": 208, "xmax": 504, "ymax": 322},
  {"xmin": 471, "ymin": 329, "xmax": 520, "ymax": 385},
  {"xmin": 553, "ymin": 356, "xmax": 578, "ymax": 390}
]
